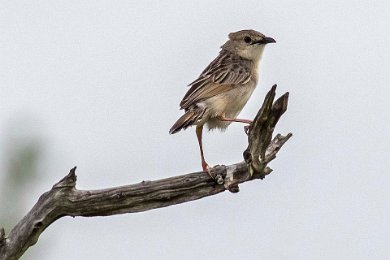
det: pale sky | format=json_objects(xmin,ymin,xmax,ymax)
[{"xmin": 1, "ymin": 1, "xmax": 389, "ymax": 259}]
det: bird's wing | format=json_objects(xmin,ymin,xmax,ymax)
[{"xmin": 180, "ymin": 50, "xmax": 252, "ymax": 109}]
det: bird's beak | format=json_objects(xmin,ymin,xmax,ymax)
[
  {"xmin": 253, "ymin": 37, "xmax": 276, "ymax": 45},
  {"xmin": 263, "ymin": 37, "xmax": 276, "ymax": 44}
]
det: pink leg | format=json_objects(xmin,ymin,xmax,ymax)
[
  {"xmin": 196, "ymin": 125, "xmax": 212, "ymax": 176},
  {"xmin": 217, "ymin": 115, "xmax": 253, "ymax": 134},
  {"xmin": 216, "ymin": 115, "xmax": 252, "ymax": 124}
]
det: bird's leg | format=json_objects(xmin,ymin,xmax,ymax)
[
  {"xmin": 217, "ymin": 115, "xmax": 252, "ymax": 124},
  {"xmin": 196, "ymin": 125, "xmax": 212, "ymax": 178},
  {"xmin": 217, "ymin": 115, "xmax": 253, "ymax": 134}
]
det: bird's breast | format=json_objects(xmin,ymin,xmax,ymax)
[{"xmin": 203, "ymin": 80, "xmax": 257, "ymax": 118}]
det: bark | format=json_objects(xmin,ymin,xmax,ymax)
[{"xmin": 0, "ymin": 85, "xmax": 291, "ymax": 260}]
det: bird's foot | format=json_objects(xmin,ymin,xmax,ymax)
[
  {"xmin": 244, "ymin": 125, "xmax": 252, "ymax": 135},
  {"xmin": 202, "ymin": 163, "xmax": 224, "ymax": 184},
  {"xmin": 202, "ymin": 162, "xmax": 213, "ymax": 178}
]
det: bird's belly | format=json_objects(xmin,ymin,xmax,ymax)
[{"xmin": 202, "ymin": 82, "xmax": 256, "ymax": 130}]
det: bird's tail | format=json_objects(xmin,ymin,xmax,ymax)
[{"xmin": 169, "ymin": 107, "xmax": 206, "ymax": 134}]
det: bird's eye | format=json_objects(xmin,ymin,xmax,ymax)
[{"xmin": 244, "ymin": 36, "xmax": 252, "ymax": 43}]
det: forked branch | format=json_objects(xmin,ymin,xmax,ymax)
[{"xmin": 0, "ymin": 85, "xmax": 291, "ymax": 260}]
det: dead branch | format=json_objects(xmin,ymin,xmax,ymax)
[{"xmin": 0, "ymin": 85, "xmax": 291, "ymax": 260}]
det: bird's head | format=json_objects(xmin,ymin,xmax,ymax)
[{"xmin": 221, "ymin": 29, "xmax": 276, "ymax": 61}]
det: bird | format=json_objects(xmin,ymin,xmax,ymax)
[{"xmin": 169, "ymin": 29, "xmax": 275, "ymax": 175}]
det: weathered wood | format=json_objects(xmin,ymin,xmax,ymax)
[
  {"xmin": 0, "ymin": 85, "xmax": 291, "ymax": 260},
  {"xmin": 244, "ymin": 84, "xmax": 290, "ymax": 177}
]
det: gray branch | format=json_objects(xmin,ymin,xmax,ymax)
[{"xmin": 0, "ymin": 85, "xmax": 291, "ymax": 260}]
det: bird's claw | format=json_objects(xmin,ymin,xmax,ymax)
[
  {"xmin": 202, "ymin": 164, "xmax": 223, "ymax": 184},
  {"xmin": 244, "ymin": 125, "xmax": 252, "ymax": 135},
  {"xmin": 202, "ymin": 164, "xmax": 213, "ymax": 178}
]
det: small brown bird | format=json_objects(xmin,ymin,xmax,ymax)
[{"xmin": 170, "ymin": 29, "xmax": 275, "ymax": 173}]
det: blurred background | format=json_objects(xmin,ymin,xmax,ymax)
[{"xmin": 1, "ymin": 1, "xmax": 389, "ymax": 259}]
